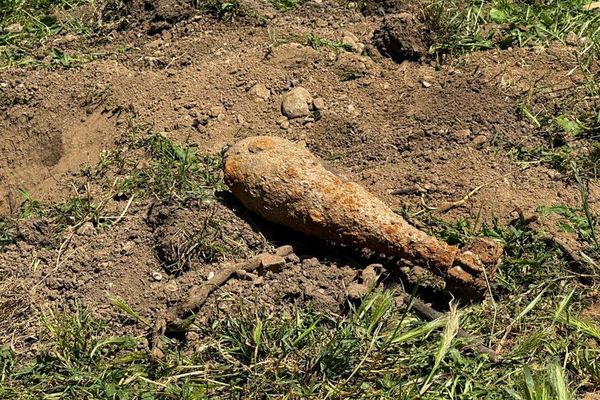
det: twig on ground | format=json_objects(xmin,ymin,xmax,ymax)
[
  {"xmin": 540, "ymin": 233, "xmax": 598, "ymax": 269},
  {"xmin": 151, "ymin": 246, "xmax": 293, "ymax": 358},
  {"xmin": 416, "ymin": 184, "xmax": 486, "ymax": 216},
  {"xmin": 405, "ymin": 295, "xmax": 500, "ymax": 362}
]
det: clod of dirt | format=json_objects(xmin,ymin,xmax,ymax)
[
  {"xmin": 105, "ymin": 0, "xmax": 195, "ymax": 34},
  {"xmin": 248, "ymin": 83, "xmax": 270, "ymax": 101},
  {"xmin": 341, "ymin": 31, "xmax": 365, "ymax": 54},
  {"xmin": 281, "ymin": 87, "xmax": 313, "ymax": 119},
  {"xmin": 224, "ymin": 136, "xmax": 500, "ymax": 296},
  {"xmin": 312, "ymin": 98, "xmax": 325, "ymax": 110},
  {"xmin": 360, "ymin": 0, "xmax": 408, "ymax": 15},
  {"xmin": 147, "ymin": 201, "xmax": 266, "ymax": 275},
  {"xmin": 347, "ymin": 263, "xmax": 381, "ymax": 300},
  {"xmin": 17, "ymin": 219, "xmax": 56, "ymax": 247},
  {"xmin": 373, "ymin": 13, "xmax": 431, "ymax": 62}
]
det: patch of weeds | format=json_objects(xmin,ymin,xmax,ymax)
[
  {"xmin": 305, "ymin": 33, "xmax": 351, "ymax": 52},
  {"xmin": 267, "ymin": 0, "xmax": 305, "ymax": 11},
  {"xmin": 50, "ymin": 47, "xmax": 85, "ymax": 67},
  {"xmin": 3, "ymin": 283, "xmax": 596, "ymax": 398},
  {"xmin": 194, "ymin": 0, "xmax": 241, "ymax": 21},
  {"xmin": 425, "ymin": 0, "xmax": 495, "ymax": 57},
  {"xmin": 0, "ymin": 219, "xmax": 16, "ymax": 250},
  {"xmin": 15, "ymin": 187, "xmax": 115, "ymax": 239},
  {"xmin": 425, "ymin": 0, "xmax": 600, "ymax": 59},
  {"xmin": 0, "ymin": 307, "xmax": 147, "ymax": 399},
  {"xmin": 0, "ymin": 0, "xmax": 94, "ymax": 67},
  {"xmin": 339, "ymin": 70, "xmax": 367, "ymax": 81},
  {"xmin": 116, "ymin": 129, "xmax": 226, "ymax": 202}
]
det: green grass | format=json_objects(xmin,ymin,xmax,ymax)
[
  {"xmin": 426, "ymin": 0, "xmax": 600, "ymax": 59},
  {"xmin": 115, "ymin": 127, "xmax": 226, "ymax": 202},
  {"xmin": 194, "ymin": 0, "xmax": 242, "ymax": 21},
  {"xmin": 0, "ymin": 220, "xmax": 16, "ymax": 250},
  {"xmin": 267, "ymin": 0, "xmax": 304, "ymax": 11},
  {"xmin": 305, "ymin": 33, "xmax": 352, "ymax": 52},
  {"xmin": 0, "ymin": 276, "xmax": 593, "ymax": 399},
  {"xmin": 0, "ymin": 0, "xmax": 94, "ymax": 67}
]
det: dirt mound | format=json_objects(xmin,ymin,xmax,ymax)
[{"xmin": 148, "ymin": 199, "xmax": 267, "ymax": 274}]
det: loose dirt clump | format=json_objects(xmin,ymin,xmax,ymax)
[
  {"xmin": 373, "ymin": 13, "xmax": 431, "ymax": 62},
  {"xmin": 148, "ymin": 199, "xmax": 268, "ymax": 274}
]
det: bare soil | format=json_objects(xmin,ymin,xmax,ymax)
[{"xmin": 0, "ymin": 0, "xmax": 597, "ymax": 354}]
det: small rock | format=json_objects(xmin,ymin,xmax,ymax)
[
  {"xmin": 152, "ymin": 271, "xmax": 163, "ymax": 281},
  {"xmin": 302, "ymin": 257, "xmax": 320, "ymax": 268},
  {"xmin": 261, "ymin": 254, "xmax": 286, "ymax": 272},
  {"xmin": 6, "ymin": 23, "xmax": 23, "ymax": 34},
  {"xmin": 362, "ymin": 263, "xmax": 381, "ymax": 284},
  {"xmin": 122, "ymin": 240, "xmax": 136, "ymax": 253},
  {"xmin": 281, "ymin": 87, "xmax": 313, "ymax": 118},
  {"xmin": 312, "ymin": 97, "xmax": 325, "ymax": 110},
  {"xmin": 347, "ymin": 104, "xmax": 357, "ymax": 114},
  {"xmin": 342, "ymin": 31, "xmax": 364, "ymax": 53},
  {"xmin": 275, "ymin": 245, "xmax": 294, "ymax": 257},
  {"xmin": 472, "ymin": 135, "xmax": 487, "ymax": 148},
  {"xmin": 209, "ymin": 105, "xmax": 226, "ymax": 118},
  {"xmin": 276, "ymin": 115, "xmax": 290, "ymax": 129},
  {"xmin": 286, "ymin": 253, "xmax": 300, "ymax": 263},
  {"xmin": 254, "ymin": 276, "xmax": 265, "ymax": 286},
  {"xmin": 237, "ymin": 114, "xmax": 245, "ymax": 124},
  {"xmin": 422, "ymin": 80, "xmax": 432, "ymax": 88},
  {"xmin": 455, "ymin": 128, "xmax": 471, "ymax": 139},
  {"xmin": 207, "ymin": 271, "xmax": 215, "ymax": 280},
  {"xmin": 249, "ymin": 83, "xmax": 270, "ymax": 101},
  {"xmin": 76, "ymin": 222, "xmax": 97, "ymax": 236}
]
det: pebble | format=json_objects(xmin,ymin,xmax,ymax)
[
  {"xmin": 422, "ymin": 80, "xmax": 432, "ymax": 88},
  {"xmin": 260, "ymin": 254, "xmax": 286, "ymax": 272},
  {"xmin": 281, "ymin": 87, "xmax": 313, "ymax": 118},
  {"xmin": 122, "ymin": 240, "xmax": 136, "ymax": 253},
  {"xmin": 312, "ymin": 97, "xmax": 325, "ymax": 110},
  {"xmin": 275, "ymin": 245, "xmax": 294, "ymax": 257},
  {"xmin": 472, "ymin": 135, "xmax": 487, "ymax": 148},
  {"xmin": 76, "ymin": 222, "xmax": 97, "ymax": 236},
  {"xmin": 165, "ymin": 281, "xmax": 178, "ymax": 292},
  {"xmin": 455, "ymin": 128, "xmax": 471, "ymax": 139},
  {"xmin": 341, "ymin": 31, "xmax": 364, "ymax": 53},
  {"xmin": 248, "ymin": 83, "xmax": 270, "ymax": 101},
  {"xmin": 254, "ymin": 276, "xmax": 265, "ymax": 286},
  {"xmin": 276, "ymin": 115, "xmax": 290, "ymax": 129},
  {"xmin": 564, "ymin": 31, "xmax": 579, "ymax": 46},
  {"xmin": 209, "ymin": 105, "xmax": 226, "ymax": 118}
]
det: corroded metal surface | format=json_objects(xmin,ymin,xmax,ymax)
[{"xmin": 224, "ymin": 136, "xmax": 496, "ymax": 295}]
